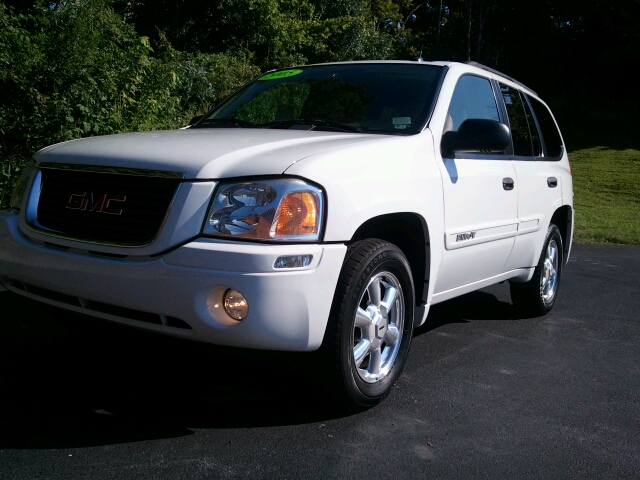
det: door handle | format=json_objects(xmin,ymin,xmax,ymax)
[
  {"xmin": 502, "ymin": 177, "xmax": 514, "ymax": 191},
  {"xmin": 547, "ymin": 177, "xmax": 558, "ymax": 188}
]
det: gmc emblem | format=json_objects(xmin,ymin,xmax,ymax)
[{"xmin": 65, "ymin": 191, "xmax": 126, "ymax": 215}]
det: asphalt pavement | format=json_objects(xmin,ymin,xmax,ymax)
[{"xmin": 0, "ymin": 243, "xmax": 638, "ymax": 479}]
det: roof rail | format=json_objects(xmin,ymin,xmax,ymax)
[{"xmin": 464, "ymin": 61, "xmax": 537, "ymax": 96}]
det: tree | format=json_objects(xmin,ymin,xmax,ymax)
[{"xmin": 0, "ymin": 0, "xmax": 258, "ymax": 208}]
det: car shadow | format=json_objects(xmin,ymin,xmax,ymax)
[
  {"xmin": 0, "ymin": 293, "xmax": 353, "ymax": 449},
  {"xmin": 415, "ymin": 287, "xmax": 527, "ymax": 337},
  {"xmin": 0, "ymin": 285, "xmax": 526, "ymax": 449}
]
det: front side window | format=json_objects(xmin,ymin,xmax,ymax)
[
  {"xmin": 446, "ymin": 75, "xmax": 500, "ymax": 132},
  {"xmin": 195, "ymin": 64, "xmax": 444, "ymax": 135}
]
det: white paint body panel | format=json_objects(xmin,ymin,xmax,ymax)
[
  {"xmin": 35, "ymin": 129, "xmax": 384, "ymax": 180},
  {"xmin": 434, "ymin": 156, "xmax": 518, "ymax": 293},
  {"xmin": 504, "ymin": 160, "xmax": 566, "ymax": 270},
  {"xmin": 284, "ymin": 130, "xmax": 445, "ymax": 314}
]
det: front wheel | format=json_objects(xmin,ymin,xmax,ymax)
[{"xmin": 324, "ymin": 239, "xmax": 415, "ymax": 409}]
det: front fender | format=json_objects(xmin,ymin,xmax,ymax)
[{"xmin": 285, "ymin": 131, "xmax": 445, "ymax": 306}]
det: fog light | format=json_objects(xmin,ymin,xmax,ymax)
[
  {"xmin": 223, "ymin": 289, "xmax": 248, "ymax": 320},
  {"xmin": 274, "ymin": 255, "xmax": 313, "ymax": 269}
]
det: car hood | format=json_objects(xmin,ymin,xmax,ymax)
[{"xmin": 34, "ymin": 128, "xmax": 391, "ymax": 179}]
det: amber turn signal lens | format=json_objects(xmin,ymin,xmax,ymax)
[{"xmin": 274, "ymin": 191, "xmax": 319, "ymax": 237}]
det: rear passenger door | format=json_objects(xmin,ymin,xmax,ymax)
[
  {"xmin": 498, "ymin": 84, "xmax": 566, "ymax": 270},
  {"xmin": 433, "ymin": 74, "xmax": 519, "ymax": 295}
]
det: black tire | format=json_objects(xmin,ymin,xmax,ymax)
[
  {"xmin": 324, "ymin": 239, "xmax": 415, "ymax": 409},
  {"xmin": 510, "ymin": 224, "xmax": 563, "ymax": 317}
]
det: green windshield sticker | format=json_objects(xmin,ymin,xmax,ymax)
[
  {"xmin": 259, "ymin": 69, "xmax": 303, "ymax": 81},
  {"xmin": 392, "ymin": 117, "xmax": 412, "ymax": 125}
]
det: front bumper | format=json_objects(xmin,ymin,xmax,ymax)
[{"xmin": 0, "ymin": 210, "xmax": 346, "ymax": 351}]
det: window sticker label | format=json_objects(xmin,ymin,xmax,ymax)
[
  {"xmin": 393, "ymin": 117, "xmax": 411, "ymax": 129},
  {"xmin": 259, "ymin": 69, "xmax": 303, "ymax": 81},
  {"xmin": 392, "ymin": 117, "xmax": 411, "ymax": 125}
]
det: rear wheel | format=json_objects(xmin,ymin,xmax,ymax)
[
  {"xmin": 324, "ymin": 239, "xmax": 414, "ymax": 409},
  {"xmin": 510, "ymin": 224, "xmax": 563, "ymax": 316}
]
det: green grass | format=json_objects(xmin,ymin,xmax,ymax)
[{"xmin": 569, "ymin": 146, "xmax": 640, "ymax": 245}]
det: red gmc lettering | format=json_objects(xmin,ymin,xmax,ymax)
[
  {"xmin": 102, "ymin": 195, "xmax": 126, "ymax": 215},
  {"xmin": 65, "ymin": 191, "xmax": 86, "ymax": 210},
  {"xmin": 83, "ymin": 192, "xmax": 106, "ymax": 212},
  {"xmin": 65, "ymin": 191, "xmax": 126, "ymax": 215}
]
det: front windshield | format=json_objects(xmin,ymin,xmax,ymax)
[{"xmin": 194, "ymin": 63, "xmax": 444, "ymax": 135}]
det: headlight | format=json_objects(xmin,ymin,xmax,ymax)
[
  {"xmin": 9, "ymin": 159, "xmax": 37, "ymax": 210},
  {"xmin": 202, "ymin": 178, "xmax": 324, "ymax": 241}
]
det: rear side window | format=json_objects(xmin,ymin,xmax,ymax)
[
  {"xmin": 447, "ymin": 75, "xmax": 499, "ymax": 131},
  {"xmin": 527, "ymin": 96, "xmax": 564, "ymax": 158},
  {"xmin": 500, "ymin": 83, "xmax": 536, "ymax": 157}
]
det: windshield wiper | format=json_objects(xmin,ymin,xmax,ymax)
[
  {"xmin": 265, "ymin": 118, "xmax": 361, "ymax": 133},
  {"xmin": 197, "ymin": 117, "xmax": 258, "ymax": 128}
]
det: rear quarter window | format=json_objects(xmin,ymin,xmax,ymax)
[{"xmin": 527, "ymin": 96, "xmax": 564, "ymax": 158}]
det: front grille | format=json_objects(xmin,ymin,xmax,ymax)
[{"xmin": 35, "ymin": 167, "xmax": 181, "ymax": 246}]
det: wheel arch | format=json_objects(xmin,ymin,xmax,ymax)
[
  {"xmin": 349, "ymin": 213, "xmax": 430, "ymax": 308},
  {"xmin": 549, "ymin": 205, "xmax": 573, "ymax": 266}
]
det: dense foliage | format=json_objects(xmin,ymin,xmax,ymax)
[
  {"xmin": 0, "ymin": 0, "xmax": 259, "ymax": 207},
  {"xmin": 1, "ymin": 0, "xmax": 639, "ymax": 208}
]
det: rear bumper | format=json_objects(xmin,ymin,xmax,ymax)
[{"xmin": 0, "ymin": 210, "xmax": 346, "ymax": 351}]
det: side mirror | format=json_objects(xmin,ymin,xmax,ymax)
[
  {"xmin": 441, "ymin": 119, "xmax": 511, "ymax": 157},
  {"xmin": 188, "ymin": 115, "xmax": 204, "ymax": 126}
]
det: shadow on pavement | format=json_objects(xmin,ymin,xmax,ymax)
[
  {"xmin": 415, "ymin": 288, "xmax": 522, "ymax": 337},
  {"xmin": 0, "ymin": 293, "xmax": 350, "ymax": 449},
  {"xmin": 0, "ymin": 286, "xmax": 520, "ymax": 449}
]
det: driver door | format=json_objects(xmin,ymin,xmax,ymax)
[{"xmin": 433, "ymin": 74, "xmax": 519, "ymax": 295}]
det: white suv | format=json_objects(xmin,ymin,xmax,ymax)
[{"xmin": 1, "ymin": 61, "xmax": 573, "ymax": 408}]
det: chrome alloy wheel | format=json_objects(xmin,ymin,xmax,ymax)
[
  {"xmin": 353, "ymin": 272, "xmax": 405, "ymax": 383},
  {"xmin": 541, "ymin": 239, "xmax": 559, "ymax": 305}
]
